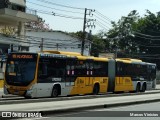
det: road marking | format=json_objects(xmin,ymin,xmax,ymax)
[
  {"xmin": 54, "ymin": 111, "xmax": 90, "ymax": 117},
  {"xmin": 19, "ymin": 117, "xmax": 50, "ymax": 120}
]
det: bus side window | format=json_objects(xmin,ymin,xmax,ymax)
[
  {"xmin": 38, "ymin": 63, "xmax": 48, "ymax": 78},
  {"xmin": 42, "ymin": 64, "xmax": 48, "ymax": 75}
]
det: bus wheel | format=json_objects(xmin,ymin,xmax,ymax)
[
  {"xmin": 136, "ymin": 83, "xmax": 141, "ymax": 93},
  {"xmin": 24, "ymin": 95, "xmax": 31, "ymax": 99},
  {"xmin": 51, "ymin": 86, "xmax": 59, "ymax": 97},
  {"xmin": 93, "ymin": 84, "xmax": 99, "ymax": 95},
  {"xmin": 141, "ymin": 83, "xmax": 146, "ymax": 92}
]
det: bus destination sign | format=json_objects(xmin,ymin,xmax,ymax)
[{"xmin": 12, "ymin": 54, "xmax": 33, "ymax": 59}]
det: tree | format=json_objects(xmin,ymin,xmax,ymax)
[
  {"xmin": 25, "ymin": 17, "xmax": 50, "ymax": 30},
  {"xmin": 133, "ymin": 10, "xmax": 160, "ymax": 69},
  {"xmin": 134, "ymin": 10, "xmax": 160, "ymax": 54},
  {"xmin": 107, "ymin": 10, "xmax": 140, "ymax": 56},
  {"xmin": 90, "ymin": 34, "xmax": 106, "ymax": 57}
]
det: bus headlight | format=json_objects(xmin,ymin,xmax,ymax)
[
  {"xmin": 5, "ymin": 85, "xmax": 10, "ymax": 89},
  {"xmin": 28, "ymin": 86, "xmax": 33, "ymax": 91}
]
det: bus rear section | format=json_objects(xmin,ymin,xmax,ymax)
[
  {"xmin": 4, "ymin": 53, "xmax": 38, "ymax": 96},
  {"xmin": 145, "ymin": 63, "xmax": 156, "ymax": 90},
  {"xmin": 110, "ymin": 58, "xmax": 157, "ymax": 93}
]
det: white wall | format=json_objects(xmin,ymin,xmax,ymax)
[{"xmin": 26, "ymin": 31, "xmax": 90, "ymax": 56}]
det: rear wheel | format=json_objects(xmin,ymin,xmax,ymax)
[
  {"xmin": 136, "ymin": 83, "xmax": 141, "ymax": 93},
  {"xmin": 51, "ymin": 86, "xmax": 59, "ymax": 97},
  {"xmin": 93, "ymin": 84, "xmax": 99, "ymax": 95},
  {"xmin": 140, "ymin": 84, "xmax": 146, "ymax": 92}
]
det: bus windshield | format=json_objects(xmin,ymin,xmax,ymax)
[{"xmin": 5, "ymin": 54, "xmax": 37, "ymax": 86}]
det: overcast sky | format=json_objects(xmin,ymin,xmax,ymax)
[{"xmin": 26, "ymin": 0, "xmax": 160, "ymax": 34}]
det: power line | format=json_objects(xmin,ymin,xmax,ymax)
[
  {"xmin": 135, "ymin": 34, "xmax": 152, "ymax": 40},
  {"xmin": 135, "ymin": 33, "xmax": 160, "ymax": 41},
  {"xmin": 145, "ymin": 45, "xmax": 160, "ymax": 47},
  {"xmin": 27, "ymin": 1, "xmax": 84, "ymax": 14},
  {"xmin": 95, "ymin": 10, "xmax": 112, "ymax": 22},
  {"xmin": 134, "ymin": 31, "xmax": 160, "ymax": 38},
  {"xmin": 135, "ymin": 56, "xmax": 160, "ymax": 60},
  {"xmin": 145, "ymin": 29, "xmax": 160, "ymax": 34},
  {"xmin": 28, "ymin": 0, "xmax": 85, "ymax": 10},
  {"xmin": 54, "ymin": 13, "xmax": 84, "ymax": 20},
  {"xmin": 94, "ymin": 22, "xmax": 109, "ymax": 31},
  {"xmin": 96, "ymin": 20, "xmax": 111, "ymax": 29},
  {"xmin": 28, "ymin": 8, "xmax": 84, "ymax": 20},
  {"xmin": 124, "ymin": 53, "xmax": 160, "ymax": 60},
  {"xmin": 93, "ymin": 14, "xmax": 112, "ymax": 26}
]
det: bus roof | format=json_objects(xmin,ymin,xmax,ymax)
[
  {"xmin": 40, "ymin": 50, "xmax": 109, "ymax": 62},
  {"xmin": 90, "ymin": 57, "xmax": 109, "ymax": 62},
  {"xmin": 116, "ymin": 58, "xmax": 142, "ymax": 63},
  {"xmin": 42, "ymin": 50, "xmax": 81, "ymax": 56}
]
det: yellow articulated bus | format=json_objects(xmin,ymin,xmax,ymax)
[{"xmin": 4, "ymin": 51, "xmax": 156, "ymax": 98}]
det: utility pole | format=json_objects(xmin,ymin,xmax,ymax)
[
  {"xmin": 81, "ymin": 8, "xmax": 87, "ymax": 55},
  {"xmin": 81, "ymin": 8, "xmax": 95, "ymax": 55}
]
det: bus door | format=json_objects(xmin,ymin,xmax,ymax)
[
  {"xmin": 108, "ymin": 59, "xmax": 116, "ymax": 92},
  {"xmin": 72, "ymin": 60, "xmax": 87, "ymax": 95},
  {"xmin": 66, "ymin": 60, "xmax": 75, "ymax": 87},
  {"xmin": 83, "ymin": 61, "xmax": 93, "ymax": 94},
  {"xmin": 85, "ymin": 61, "xmax": 93, "ymax": 86}
]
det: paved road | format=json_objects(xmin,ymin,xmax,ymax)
[
  {"xmin": 50, "ymin": 102, "xmax": 160, "ymax": 119},
  {"xmin": 19, "ymin": 102, "xmax": 160, "ymax": 120}
]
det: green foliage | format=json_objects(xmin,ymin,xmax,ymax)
[
  {"xmin": 107, "ymin": 10, "xmax": 140, "ymax": 54},
  {"xmin": 69, "ymin": 31, "xmax": 84, "ymax": 39},
  {"xmin": 90, "ymin": 34, "xmax": 107, "ymax": 57}
]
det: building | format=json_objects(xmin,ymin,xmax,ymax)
[
  {"xmin": 0, "ymin": 0, "xmax": 38, "ymax": 54},
  {"xmin": 26, "ymin": 30, "xmax": 91, "ymax": 56}
]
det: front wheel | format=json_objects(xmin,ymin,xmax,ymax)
[{"xmin": 51, "ymin": 86, "xmax": 59, "ymax": 97}]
